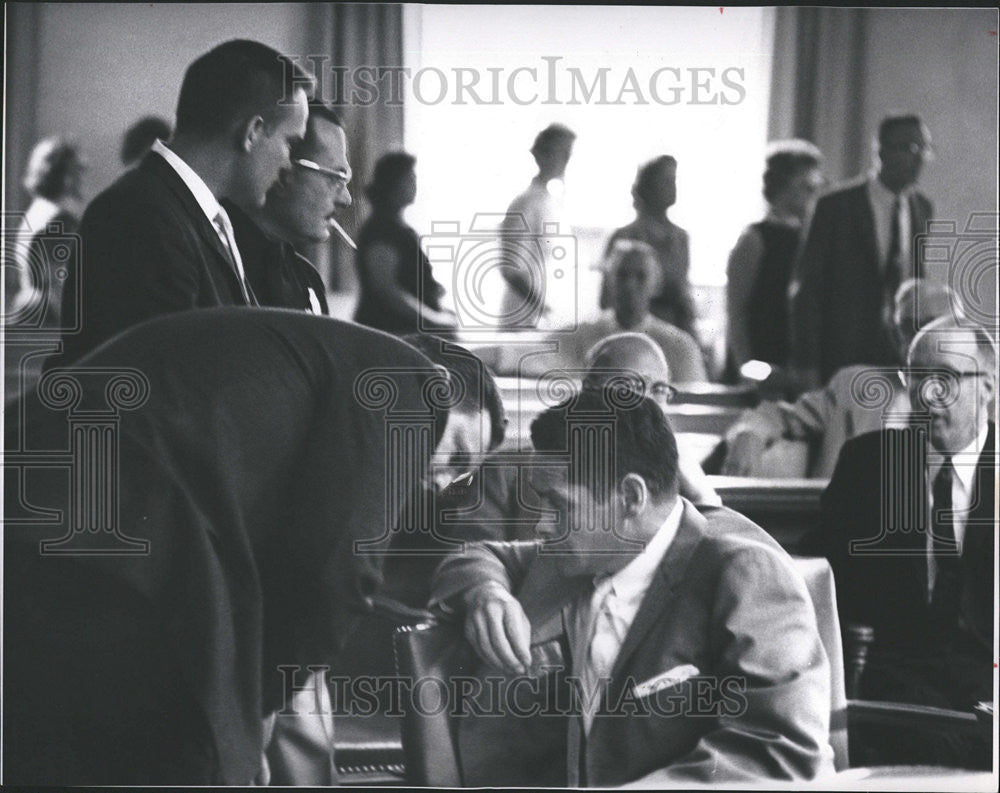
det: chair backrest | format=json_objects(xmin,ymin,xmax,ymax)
[
  {"xmin": 792, "ymin": 556, "xmax": 849, "ymax": 772},
  {"xmin": 394, "ymin": 559, "xmax": 850, "ymax": 783},
  {"xmin": 392, "ymin": 622, "xmax": 469, "ymax": 786}
]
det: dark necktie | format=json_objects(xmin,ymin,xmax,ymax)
[{"xmin": 929, "ymin": 456, "xmax": 961, "ymax": 636}]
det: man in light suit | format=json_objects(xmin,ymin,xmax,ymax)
[
  {"xmin": 789, "ymin": 114, "xmax": 933, "ymax": 384},
  {"xmin": 430, "ymin": 388, "xmax": 834, "ymax": 785},
  {"xmin": 817, "ymin": 316, "xmax": 994, "ymax": 767},
  {"xmin": 57, "ymin": 39, "xmax": 311, "ymax": 365}
]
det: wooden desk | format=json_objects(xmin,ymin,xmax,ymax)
[{"xmin": 709, "ymin": 476, "xmax": 828, "ymax": 551}]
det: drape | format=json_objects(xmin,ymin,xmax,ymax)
[
  {"xmin": 300, "ymin": 2, "xmax": 406, "ymax": 297},
  {"xmin": 768, "ymin": 7, "xmax": 870, "ymax": 182}
]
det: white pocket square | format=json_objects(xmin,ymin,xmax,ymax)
[{"xmin": 632, "ymin": 664, "xmax": 700, "ymax": 699}]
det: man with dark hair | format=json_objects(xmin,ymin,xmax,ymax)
[
  {"xmin": 789, "ymin": 114, "xmax": 934, "ymax": 384},
  {"xmin": 57, "ymin": 39, "xmax": 312, "ymax": 365},
  {"xmin": 228, "ymin": 103, "xmax": 352, "ymax": 314},
  {"xmin": 429, "ymin": 387, "xmax": 833, "ymax": 786},
  {"xmin": 817, "ymin": 316, "xmax": 994, "ymax": 767}
]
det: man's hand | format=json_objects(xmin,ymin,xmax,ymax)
[
  {"xmin": 461, "ymin": 582, "xmax": 532, "ymax": 675},
  {"xmin": 721, "ymin": 431, "xmax": 767, "ymax": 477}
]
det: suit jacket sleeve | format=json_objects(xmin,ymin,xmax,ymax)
[
  {"xmin": 788, "ymin": 197, "xmax": 832, "ymax": 380},
  {"xmin": 628, "ymin": 546, "xmax": 833, "ymax": 784},
  {"xmin": 428, "ymin": 541, "xmax": 540, "ymax": 612}
]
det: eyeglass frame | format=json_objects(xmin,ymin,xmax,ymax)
[{"xmin": 291, "ymin": 157, "xmax": 352, "ymax": 189}]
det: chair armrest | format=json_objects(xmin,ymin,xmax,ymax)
[
  {"xmin": 366, "ymin": 593, "xmax": 435, "ymax": 625},
  {"xmin": 842, "ymin": 621, "xmax": 875, "ymax": 699},
  {"xmin": 847, "ymin": 700, "xmax": 981, "ymax": 736}
]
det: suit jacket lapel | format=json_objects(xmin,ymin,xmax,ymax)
[
  {"xmin": 856, "ymin": 184, "xmax": 881, "ymax": 277},
  {"xmin": 142, "ymin": 153, "xmax": 249, "ymax": 298},
  {"xmin": 608, "ymin": 500, "xmax": 705, "ymax": 682}
]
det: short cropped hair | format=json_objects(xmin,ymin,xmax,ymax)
[
  {"xmin": 294, "ymin": 103, "xmax": 344, "ymax": 159},
  {"xmin": 23, "ymin": 137, "xmax": 83, "ymax": 201},
  {"xmin": 530, "ymin": 387, "xmax": 679, "ymax": 502},
  {"xmin": 632, "ymin": 155, "xmax": 677, "ymax": 208},
  {"xmin": 762, "ymin": 140, "xmax": 823, "ymax": 203},
  {"xmin": 174, "ymin": 39, "xmax": 314, "ymax": 138},
  {"xmin": 365, "ymin": 151, "xmax": 416, "ymax": 207},
  {"xmin": 878, "ymin": 114, "xmax": 924, "ymax": 144},
  {"xmin": 121, "ymin": 116, "xmax": 173, "ymax": 165},
  {"xmin": 531, "ymin": 123, "xmax": 576, "ymax": 155},
  {"xmin": 403, "ymin": 334, "xmax": 508, "ymax": 451}
]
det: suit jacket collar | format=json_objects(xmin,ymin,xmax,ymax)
[{"xmin": 139, "ymin": 152, "xmax": 247, "ymax": 288}]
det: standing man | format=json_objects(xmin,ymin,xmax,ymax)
[
  {"xmin": 817, "ymin": 316, "xmax": 994, "ymax": 766},
  {"xmin": 498, "ymin": 123, "xmax": 576, "ymax": 328},
  {"xmin": 227, "ymin": 103, "xmax": 353, "ymax": 315},
  {"xmin": 789, "ymin": 114, "xmax": 933, "ymax": 384},
  {"xmin": 58, "ymin": 39, "xmax": 311, "ymax": 364}
]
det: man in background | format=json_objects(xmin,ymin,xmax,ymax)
[
  {"xmin": 227, "ymin": 103, "xmax": 353, "ymax": 314},
  {"xmin": 723, "ymin": 279, "xmax": 956, "ymax": 478},
  {"xmin": 789, "ymin": 114, "xmax": 933, "ymax": 384},
  {"xmin": 497, "ymin": 123, "xmax": 576, "ymax": 328},
  {"xmin": 58, "ymin": 39, "xmax": 311, "ymax": 364},
  {"xmin": 120, "ymin": 116, "xmax": 173, "ymax": 168}
]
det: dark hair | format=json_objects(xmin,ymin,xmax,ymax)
[
  {"xmin": 23, "ymin": 137, "xmax": 83, "ymax": 201},
  {"xmin": 365, "ymin": 151, "xmax": 416, "ymax": 208},
  {"xmin": 121, "ymin": 116, "xmax": 173, "ymax": 165},
  {"xmin": 762, "ymin": 140, "xmax": 822, "ymax": 203},
  {"xmin": 174, "ymin": 39, "xmax": 314, "ymax": 138},
  {"xmin": 531, "ymin": 123, "xmax": 576, "ymax": 155},
  {"xmin": 632, "ymin": 155, "xmax": 677, "ymax": 208},
  {"xmin": 293, "ymin": 102, "xmax": 344, "ymax": 159},
  {"xmin": 403, "ymin": 334, "xmax": 507, "ymax": 451},
  {"xmin": 530, "ymin": 387, "xmax": 679, "ymax": 502},
  {"xmin": 878, "ymin": 114, "xmax": 924, "ymax": 144}
]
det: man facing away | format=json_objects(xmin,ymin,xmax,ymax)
[
  {"xmin": 429, "ymin": 388, "xmax": 833, "ymax": 786},
  {"xmin": 789, "ymin": 114, "xmax": 934, "ymax": 385},
  {"xmin": 57, "ymin": 39, "xmax": 311, "ymax": 365},
  {"xmin": 227, "ymin": 102, "xmax": 353, "ymax": 315}
]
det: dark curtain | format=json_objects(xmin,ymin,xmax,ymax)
[
  {"xmin": 300, "ymin": 2, "xmax": 406, "ymax": 299},
  {"xmin": 768, "ymin": 7, "xmax": 869, "ymax": 182},
  {"xmin": 4, "ymin": 3, "xmax": 41, "ymax": 215}
]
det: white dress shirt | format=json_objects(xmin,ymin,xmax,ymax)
[
  {"xmin": 867, "ymin": 175, "xmax": 913, "ymax": 273},
  {"xmin": 581, "ymin": 498, "xmax": 684, "ymax": 732},
  {"xmin": 150, "ymin": 139, "xmax": 249, "ymax": 285},
  {"xmin": 925, "ymin": 424, "xmax": 989, "ymax": 598}
]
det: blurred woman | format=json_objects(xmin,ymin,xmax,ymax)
[
  {"xmin": 354, "ymin": 152, "xmax": 456, "ymax": 336},
  {"xmin": 6, "ymin": 137, "xmax": 86, "ymax": 324},
  {"xmin": 725, "ymin": 140, "xmax": 824, "ymax": 382}
]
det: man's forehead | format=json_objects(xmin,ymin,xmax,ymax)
[{"xmin": 910, "ymin": 330, "xmax": 981, "ymax": 368}]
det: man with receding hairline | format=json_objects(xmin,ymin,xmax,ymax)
[{"xmin": 58, "ymin": 39, "xmax": 312, "ymax": 365}]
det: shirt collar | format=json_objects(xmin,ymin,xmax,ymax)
[
  {"xmin": 930, "ymin": 423, "xmax": 989, "ymax": 493},
  {"xmin": 151, "ymin": 139, "xmax": 224, "ymax": 225},
  {"xmin": 603, "ymin": 497, "xmax": 684, "ymax": 604}
]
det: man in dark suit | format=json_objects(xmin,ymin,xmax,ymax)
[
  {"xmin": 57, "ymin": 40, "xmax": 312, "ymax": 364},
  {"xmin": 228, "ymin": 103, "xmax": 354, "ymax": 315},
  {"xmin": 430, "ymin": 388, "xmax": 834, "ymax": 785},
  {"xmin": 818, "ymin": 317, "xmax": 994, "ymax": 766},
  {"xmin": 790, "ymin": 115, "xmax": 933, "ymax": 384}
]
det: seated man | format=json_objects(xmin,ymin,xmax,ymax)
[
  {"xmin": 510, "ymin": 240, "xmax": 705, "ymax": 383},
  {"xmin": 722, "ymin": 279, "xmax": 955, "ymax": 477},
  {"xmin": 817, "ymin": 316, "xmax": 994, "ymax": 767},
  {"xmin": 429, "ymin": 388, "xmax": 834, "ymax": 786}
]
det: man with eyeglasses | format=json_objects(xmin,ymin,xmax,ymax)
[
  {"xmin": 815, "ymin": 316, "xmax": 994, "ymax": 767},
  {"xmin": 790, "ymin": 114, "xmax": 934, "ymax": 385},
  {"xmin": 227, "ymin": 102, "xmax": 353, "ymax": 315}
]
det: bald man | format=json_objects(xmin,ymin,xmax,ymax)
[{"xmin": 723, "ymin": 279, "xmax": 957, "ymax": 478}]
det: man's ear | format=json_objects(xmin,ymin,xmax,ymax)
[
  {"xmin": 619, "ymin": 473, "xmax": 648, "ymax": 518},
  {"xmin": 240, "ymin": 115, "xmax": 266, "ymax": 153}
]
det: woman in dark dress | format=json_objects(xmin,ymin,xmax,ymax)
[
  {"xmin": 354, "ymin": 152, "xmax": 456, "ymax": 336},
  {"xmin": 725, "ymin": 140, "xmax": 824, "ymax": 382}
]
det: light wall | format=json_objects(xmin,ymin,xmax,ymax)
[{"xmin": 19, "ymin": 3, "xmax": 311, "ymax": 206}]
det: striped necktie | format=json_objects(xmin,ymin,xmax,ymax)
[{"xmin": 213, "ymin": 210, "xmax": 257, "ymax": 306}]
